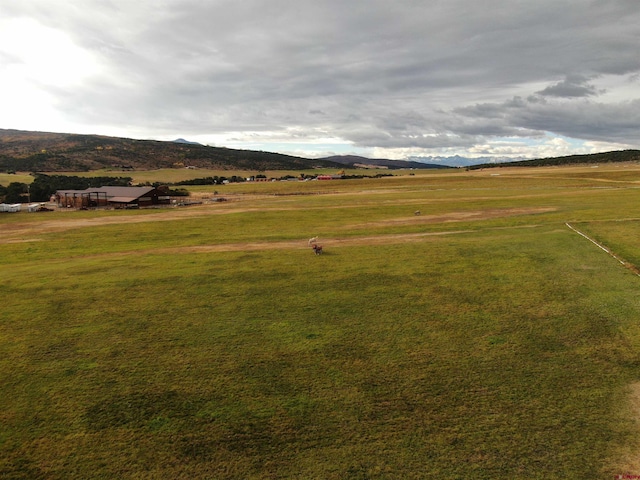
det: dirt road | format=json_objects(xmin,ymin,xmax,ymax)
[{"xmin": 0, "ymin": 204, "xmax": 555, "ymax": 248}]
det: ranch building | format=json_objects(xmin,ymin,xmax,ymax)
[{"xmin": 55, "ymin": 186, "xmax": 171, "ymax": 209}]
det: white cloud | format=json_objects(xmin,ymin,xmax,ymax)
[
  {"xmin": 0, "ymin": 18, "xmax": 100, "ymax": 87},
  {"xmin": 0, "ymin": 16, "xmax": 102, "ymax": 132},
  {"xmin": 0, "ymin": 0, "xmax": 639, "ymax": 160}
]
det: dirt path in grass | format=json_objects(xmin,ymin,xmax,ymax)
[
  {"xmin": 147, "ymin": 230, "xmax": 475, "ymax": 255},
  {"xmin": 0, "ymin": 205, "xmax": 554, "ymax": 246},
  {"xmin": 616, "ymin": 382, "xmax": 640, "ymax": 475}
]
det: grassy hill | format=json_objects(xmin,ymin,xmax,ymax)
[
  {"xmin": 0, "ymin": 129, "xmax": 344, "ymax": 172},
  {"xmin": 470, "ymin": 149, "xmax": 640, "ymax": 169}
]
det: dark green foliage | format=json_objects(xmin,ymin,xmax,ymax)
[
  {"xmin": 166, "ymin": 187, "xmax": 190, "ymax": 196},
  {"xmin": 4, "ymin": 182, "xmax": 28, "ymax": 203},
  {"xmin": 175, "ymin": 177, "xmax": 219, "ymax": 186},
  {"xmin": 175, "ymin": 176, "xmax": 246, "ymax": 186}
]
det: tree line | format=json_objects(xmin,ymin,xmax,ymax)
[{"xmin": 0, "ymin": 174, "xmax": 132, "ymax": 203}]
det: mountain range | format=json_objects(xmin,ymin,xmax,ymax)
[
  {"xmin": 0, "ymin": 129, "xmax": 341, "ymax": 172},
  {"xmin": 1, "ymin": 128, "xmax": 639, "ymax": 172},
  {"xmin": 317, "ymin": 155, "xmax": 449, "ymax": 169},
  {"xmin": 0, "ymin": 129, "xmax": 450, "ymax": 172}
]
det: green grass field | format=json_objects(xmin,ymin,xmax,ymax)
[
  {"xmin": 2, "ymin": 165, "xmax": 640, "ymax": 478},
  {"xmin": 0, "ymin": 173, "xmax": 34, "ymax": 186}
]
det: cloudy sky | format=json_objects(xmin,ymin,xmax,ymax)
[{"xmin": 1, "ymin": 0, "xmax": 639, "ymax": 164}]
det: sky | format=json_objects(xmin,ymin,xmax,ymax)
[{"xmin": 1, "ymin": 0, "xmax": 639, "ymax": 165}]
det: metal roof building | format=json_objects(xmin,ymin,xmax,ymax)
[{"xmin": 55, "ymin": 186, "xmax": 171, "ymax": 209}]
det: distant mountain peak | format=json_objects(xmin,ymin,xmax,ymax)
[
  {"xmin": 319, "ymin": 155, "xmax": 451, "ymax": 170},
  {"xmin": 173, "ymin": 138, "xmax": 202, "ymax": 145}
]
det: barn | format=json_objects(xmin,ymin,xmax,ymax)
[{"xmin": 55, "ymin": 186, "xmax": 171, "ymax": 209}]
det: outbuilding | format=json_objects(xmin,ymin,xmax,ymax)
[
  {"xmin": 0, "ymin": 203, "xmax": 21, "ymax": 213},
  {"xmin": 55, "ymin": 186, "xmax": 171, "ymax": 209}
]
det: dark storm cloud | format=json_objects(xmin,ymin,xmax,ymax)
[
  {"xmin": 2, "ymin": 0, "xmax": 640, "ymax": 155},
  {"xmin": 456, "ymin": 95, "xmax": 640, "ymax": 144},
  {"xmin": 537, "ymin": 75, "xmax": 600, "ymax": 98}
]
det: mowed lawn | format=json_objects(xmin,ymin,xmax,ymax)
[{"xmin": 2, "ymin": 166, "xmax": 640, "ymax": 479}]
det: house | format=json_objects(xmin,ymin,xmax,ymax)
[{"xmin": 55, "ymin": 186, "xmax": 171, "ymax": 209}]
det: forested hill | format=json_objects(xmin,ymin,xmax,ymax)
[
  {"xmin": 3, "ymin": 129, "xmax": 640, "ymax": 172},
  {"xmin": 469, "ymin": 149, "xmax": 640, "ymax": 169},
  {"xmin": 0, "ymin": 129, "xmax": 344, "ymax": 172}
]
